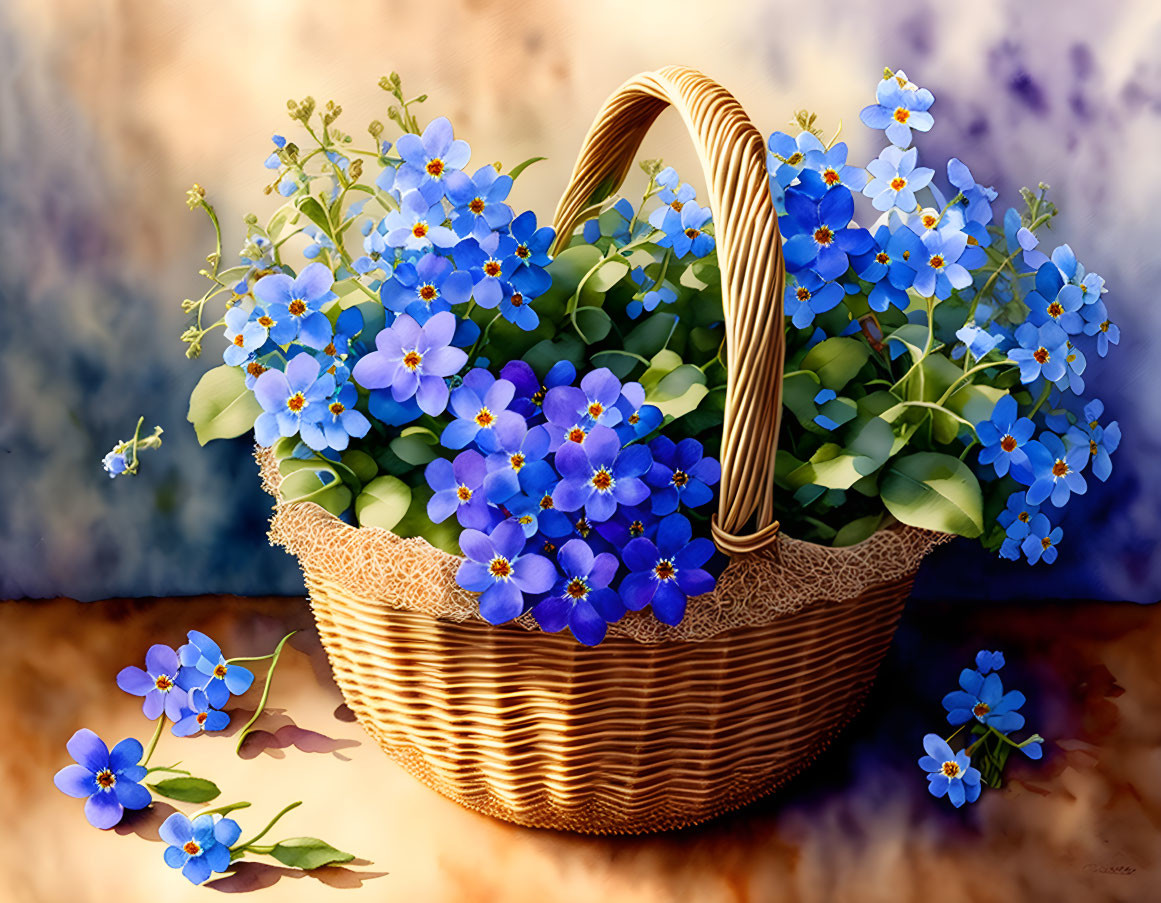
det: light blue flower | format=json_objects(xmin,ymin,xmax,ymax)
[
  {"xmin": 918, "ymin": 734, "xmax": 981, "ymax": 808},
  {"xmin": 1009, "ymin": 322, "xmax": 1068, "ymax": 384},
  {"xmin": 976, "ymin": 395, "xmax": 1034, "ymax": 477},
  {"xmin": 160, "ymin": 813, "xmax": 242, "ymax": 885},
  {"xmin": 860, "ymin": 70, "xmax": 935, "ymax": 147},
  {"xmin": 253, "ymin": 352, "xmax": 336, "ymax": 447},
  {"xmin": 863, "ymin": 146, "xmax": 934, "ymax": 212},
  {"xmin": 1024, "ymin": 432, "xmax": 1088, "ymax": 507},
  {"xmin": 394, "ymin": 116, "xmax": 471, "ymax": 198}
]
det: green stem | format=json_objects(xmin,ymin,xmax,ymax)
[
  {"xmin": 193, "ymin": 801, "xmax": 252, "ymax": 820},
  {"xmin": 1028, "ymin": 380, "xmax": 1053, "ymax": 418},
  {"xmin": 944, "ymin": 724, "xmax": 967, "ymax": 745},
  {"xmin": 127, "ymin": 416, "xmax": 145, "ymax": 472},
  {"xmin": 141, "ymin": 715, "xmax": 166, "ymax": 768},
  {"xmin": 226, "ymin": 653, "xmax": 275, "ymax": 665},
  {"xmin": 625, "ymin": 174, "xmax": 660, "ymax": 238},
  {"xmin": 145, "ymin": 763, "xmax": 190, "ymax": 776},
  {"xmin": 890, "ymin": 296, "xmax": 937, "ymax": 395},
  {"xmin": 234, "ymin": 632, "xmax": 297, "ymax": 754},
  {"xmin": 937, "ymin": 359, "xmax": 1015, "ymax": 407},
  {"xmin": 230, "ymin": 801, "xmax": 303, "ymax": 852}
]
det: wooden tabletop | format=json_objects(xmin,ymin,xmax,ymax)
[{"xmin": 4, "ymin": 595, "xmax": 1157, "ymax": 902}]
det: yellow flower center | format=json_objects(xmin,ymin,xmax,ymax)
[
  {"xmin": 484, "ymin": 260, "xmax": 502, "ymax": 278},
  {"xmin": 973, "ymin": 702, "xmax": 990, "ymax": 719},
  {"xmin": 213, "ymin": 663, "xmax": 228, "ymax": 679},
  {"xmin": 823, "ymin": 168, "xmax": 841, "ymax": 186},
  {"xmin": 184, "ymin": 841, "xmax": 201, "ymax": 856},
  {"xmin": 684, "ymin": 227, "xmax": 701, "ymax": 240},
  {"xmin": 565, "ymin": 578, "xmax": 588, "ymax": 600},
  {"xmin": 457, "ymin": 485, "xmax": 472, "ymax": 502},
  {"xmin": 539, "ymin": 494, "xmax": 554, "ymax": 510},
  {"xmin": 425, "ymin": 158, "xmax": 445, "ymax": 178},
  {"xmin": 567, "ymin": 426, "xmax": 587, "ymax": 444},
  {"xmin": 418, "ymin": 284, "xmax": 438, "ymax": 302},
  {"xmin": 590, "ymin": 468, "xmax": 614, "ymax": 492},
  {"xmin": 1052, "ymin": 459, "xmax": 1070, "ymax": 478},
  {"xmin": 411, "ymin": 222, "xmax": 429, "ymax": 239},
  {"xmin": 403, "ymin": 350, "xmax": 423, "ymax": 371},
  {"xmin": 257, "ymin": 315, "xmax": 274, "ymax": 327},
  {"xmin": 515, "ymin": 244, "xmax": 531, "ymax": 259},
  {"xmin": 1033, "ymin": 347, "xmax": 1049, "ymax": 364},
  {"xmin": 474, "ymin": 408, "xmax": 495, "ymax": 428},
  {"xmin": 672, "ymin": 470, "xmax": 690, "ymax": 487},
  {"xmin": 929, "ymin": 254, "xmax": 945, "ymax": 269},
  {"xmin": 286, "ymin": 392, "xmax": 306, "ymax": 413},
  {"xmin": 488, "ymin": 557, "xmax": 511, "ymax": 579},
  {"xmin": 329, "ymin": 401, "xmax": 345, "ymax": 416},
  {"xmin": 890, "ymin": 176, "xmax": 907, "ymax": 191},
  {"xmin": 1000, "ymin": 435, "xmax": 1017, "ymax": 453},
  {"xmin": 468, "ymin": 197, "xmax": 486, "ymax": 214},
  {"xmin": 155, "ymin": 674, "xmax": 174, "ymax": 691},
  {"xmin": 288, "ymin": 299, "xmax": 307, "ymax": 317},
  {"xmin": 95, "ymin": 769, "xmax": 116, "ymax": 789},
  {"xmin": 654, "ymin": 559, "xmax": 676, "ymax": 581},
  {"xmin": 941, "ymin": 760, "xmax": 961, "ymax": 778},
  {"xmin": 893, "ymin": 107, "xmax": 911, "ymax": 124},
  {"xmin": 813, "ymin": 226, "xmax": 834, "ymax": 246},
  {"xmin": 509, "ymin": 453, "xmax": 525, "ymax": 471},
  {"xmin": 1047, "ymin": 301, "xmax": 1064, "ymax": 318}
]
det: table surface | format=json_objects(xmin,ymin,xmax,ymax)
[{"xmin": 3, "ymin": 594, "xmax": 1158, "ymax": 903}]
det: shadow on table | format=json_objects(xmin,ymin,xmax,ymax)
[
  {"xmin": 217, "ymin": 706, "xmax": 361, "ymax": 760},
  {"xmin": 205, "ymin": 860, "xmax": 389, "ymax": 892}
]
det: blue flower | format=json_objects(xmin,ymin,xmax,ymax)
[
  {"xmin": 863, "ymin": 146, "xmax": 934, "ymax": 212},
  {"xmin": 263, "ymin": 134, "xmax": 287, "ymax": 169},
  {"xmin": 1071, "ymin": 400, "xmax": 1120, "ymax": 482},
  {"xmin": 453, "ymin": 232, "xmax": 519, "ymax": 309},
  {"xmin": 222, "ymin": 307, "xmax": 268, "ymax": 367},
  {"xmin": 890, "ymin": 227, "xmax": 972, "ymax": 299},
  {"xmin": 531, "ymin": 539, "xmax": 625, "ymax": 646},
  {"xmin": 797, "ymin": 141, "xmax": 869, "ymax": 193},
  {"xmin": 645, "ymin": 437, "xmax": 721, "ymax": 515},
  {"xmin": 381, "ymin": 252, "xmax": 473, "ymax": 322},
  {"xmin": 582, "ymin": 197, "xmax": 642, "ymax": 246},
  {"xmin": 1081, "ymin": 299, "xmax": 1119, "ymax": 357},
  {"xmin": 176, "ymin": 630, "xmax": 254, "ymax": 709},
  {"xmin": 441, "ymin": 369, "xmax": 524, "ymax": 452},
  {"xmin": 976, "ymin": 395, "xmax": 1034, "ymax": 477},
  {"xmin": 975, "ymin": 650, "xmax": 1005, "ymax": 674},
  {"xmin": 1024, "ymin": 432, "xmax": 1088, "ymax": 507},
  {"xmin": 946, "ymin": 158, "xmax": 997, "ymax": 225},
  {"xmin": 1021, "ymin": 513, "xmax": 1063, "ymax": 564},
  {"xmin": 594, "ymin": 503, "xmax": 657, "ymax": 547},
  {"xmin": 171, "ymin": 687, "xmax": 230, "ymax": 737},
  {"xmin": 1009, "ymin": 321, "xmax": 1069, "ymax": 384},
  {"xmin": 425, "ymin": 450, "xmax": 493, "ymax": 529},
  {"xmin": 394, "ymin": 116, "xmax": 471, "ymax": 198},
  {"xmin": 613, "ymin": 386, "xmax": 662, "ymax": 444},
  {"xmin": 552, "ymin": 425, "xmax": 651, "ymax": 522},
  {"xmin": 766, "ymin": 130, "xmax": 825, "ymax": 187},
  {"xmin": 619, "ymin": 514, "xmax": 715, "ymax": 626},
  {"xmin": 943, "ymin": 669, "xmax": 1026, "ymax": 732},
  {"xmin": 300, "ymin": 383, "xmax": 371, "ymax": 452},
  {"xmin": 456, "ymin": 519, "xmax": 557, "ymax": 623},
  {"xmin": 627, "ymin": 266, "xmax": 677, "ymax": 319},
  {"xmin": 655, "ymin": 166, "xmax": 697, "ymax": 206},
  {"xmin": 654, "ymin": 201, "xmax": 715, "ymax": 259},
  {"xmin": 1053, "ymin": 340, "xmax": 1086, "ymax": 395},
  {"xmin": 252, "ymin": 262, "xmax": 336, "ymax": 350},
  {"xmin": 782, "ymin": 185, "xmax": 873, "ymax": 280},
  {"xmin": 1025, "ymin": 263, "xmax": 1085, "ymax": 335},
  {"xmin": 384, "ymin": 190, "xmax": 458, "ymax": 251},
  {"xmin": 498, "ymin": 283, "xmax": 541, "ymax": 331},
  {"xmin": 102, "ymin": 448, "xmax": 129, "ymax": 478},
  {"xmin": 998, "ymin": 492, "xmax": 1039, "ymax": 541},
  {"xmin": 521, "ymin": 464, "xmax": 573, "ymax": 538},
  {"xmin": 54, "ymin": 729, "xmax": 150, "ymax": 829},
  {"xmin": 116, "ymin": 644, "xmax": 188, "ymax": 721},
  {"xmin": 500, "ymin": 359, "xmax": 576, "ymax": 419},
  {"xmin": 854, "ymin": 224, "xmax": 913, "ymax": 312},
  {"xmin": 508, "ymin": 210, "xmax": 555, "ymax": 270},
  {"xmin": 351, "ymin": 312, "xmax": 467, "ymax": 417},
  {"xmin": 956, "ymin": 324, "xmax": 1005, "ymax": 360},
  {"xmin": 860, "ymin": 70, "xmax": 935, "ymax": 147},
  {"xmin": 483, "ymin": 424, "xmax": 552, "ymax": 504},
  {"xmin": 918, "ymin": 734, "xmax": 981, "ymax": 808},
  {"xmin": 784, "ymin": 270, "xmax": 844, "ymax": 328},
  {"xmin": 253, "ymin": 352, "xmax": 336, "ymax": 447},
  {"xmin": 160, "ymin": 813, "xmax": 241, "ymax": 885},
  {"xmin": 1002, "ymin": 207, "xmax": 1050, "ymax": 271},
  {"xmin": 445, "ymin": 164, "xmax": 513, "ymax": 239}
]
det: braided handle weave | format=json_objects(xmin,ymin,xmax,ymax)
[{"xmin": 551, "ymin": 66, "xmax": 786, "ymax": 554}]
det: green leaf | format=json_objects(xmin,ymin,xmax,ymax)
[
  {"xmin": 591, "ymin": 349, "xmax": 648, "ymax": 379},
  {"xmin": 782, "ymin": 370, "xmax": 823, "ymax": 429},
  {"xmin": 641, "ymin": 352, "xmax": 708, "ymax": 419},
  {"xmin": 147, "ymin": 777, "xmax": 220, "ymax": 804},
  {"xmin": 800, "ymin": 337, "xmax": 870, "ymax": 391},
  {"xmin": 280, "ymin": 470, "xmax": 353, "ymax": 517},
  {"xmin": 573, "ymin": 306, "xmax": 613, "ymax": 343},
  {"xmin": 587, "ymin": 257, "xmax": 630, "ymax": 293},
  {"xmin": 269, "ymin": 837, "xmax": 355, "ymax": 871},
  {"xmin": 507, "ymin": 155, "xmax": 547, "ymax": 181},
  {"xmin": 787, "ymin": 443, "xmax": 866, "ymax": 490},
  {"xmin": 524, "ymin": 334, "xmax": 585, "ymax": 376},
  {"xmin": 355, "ymin": 475, "xmax": 412, "ymax": 531},
  {"xmin": 639, "ymin": 349, "xmax": 683, "ymax": 392},
  {"xmin": 833, "ymin": 514, "xmax": 885, "ymax": 547},
  {"xmin": 294, "ymin": 196, "xmax": 332, "ymax": 238},
  {"xmin": 880, "ymin": 452, "xmax": 984, "ymax": 538},
  {"xmin": 846, "ymin": 415, "xmax": 895, "ymax": 475},
  {"xmin": 389, "ymin": 429, "xmax": 439, "ymax": 466},
  {"xmin": 624, "ymin": 312, "xmax": 678, "ymax": 357},
  {"xmin": 340, "ymin": 449, "xmax": 379, "ymax": 485},
  {"xmin": 187, "ymin": 365, "xmax": 262, "ymax": 446},
  {"xmin": 885, "ymin": 323, "xmax": 935, "ymax": 364}
]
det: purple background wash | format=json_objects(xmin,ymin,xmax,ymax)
[{"xmin": 0, "ymin": 1, "xmax": 1155, "ymax": 602}]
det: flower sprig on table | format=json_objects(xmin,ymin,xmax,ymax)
[
  {"xmin": 53, "ymin": 629, "xmax": 356, "ymax": 885},
  {"xmin": 102, "ymin": 416, "xmax": 164, "ymax": 478},
  {"xmin": 918, "ymin": 649, "xmax": 1044, "ymax": 808}
]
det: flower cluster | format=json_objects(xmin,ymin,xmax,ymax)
[
  {"xmin": 918, "ymin": 649, "xmax": 1044, "ymax": 807},
  {"xmin": 761, "ymin": 67, "xmax": 1119, "ymax": 563},
  {"xmin": 55, "ymin": 629, "xmax": 353, "ymax": 884}
]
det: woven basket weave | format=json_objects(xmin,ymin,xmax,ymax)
[{"xmin": 263, "ymin": 66, "xmax": 948, "ymax": 834}]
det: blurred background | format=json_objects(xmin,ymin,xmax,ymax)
[{"xmin": 1, "ymin": 0, "xmax": 1156, "ymax": 603}]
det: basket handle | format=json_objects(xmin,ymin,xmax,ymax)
[{"xmin": 551, "ymin": 66, "xmax": 786, "ymax": 555}]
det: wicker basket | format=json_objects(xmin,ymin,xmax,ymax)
[{"xmin": 262, "ymin": 66, "xmax": 948, "ymax": 834}]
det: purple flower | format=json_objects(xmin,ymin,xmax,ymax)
[
  {"xmin": 252, "ymin": 262, "xmax": 336, "ymax": 350},
  {"xmin": 544, "ymin": 367, "xmax": 625, "ymax": 435},
  {"xmin": 253, "ymin": 352, "xmax": 336, "ymax": 447},
  {"xmin": 860, "ymin": 71, "xmax": 935, "ymax": 147},
  {"xmin": 445, "ymin": 164, "xmax": 513, "ymax": 239},
  {"xmin": 501, "ymin": 359, "xmax": 576, "ymax": 418},
  {"xmin": 618, "ymin": 513, "xmax": 715, "ymax": 625},
  {"xmin": 456, "ymin": 519, "xmax": 556, "ymax": 623},
  {"xmin": 171, "ymin": 687, "xmax": 230, "ymax": 737},
  {"xmin": 176, "ymin": 630, "xmax": 254, "ymax": 709},
  {"xmin": 425, "ymin": 450, "xmax": 493, "ymax": 529},
  {"xmin": 976, "ymin": 395, "xmax": 1034, "ymax": 478},
  {"xmin": 116, "ymin": 644, "xmax": 189, "ymax": 721},
  {"xmin": 645, "ymin": 437, "xmax": 720, "ymax": 515},
  {"xmin": 54, "ymin": 729, "xmax": 150, "ymax": 829},
  {"xmin": 531, "ymin": 539, "xmax": 625, "ymax": 646},
  {"xmin": 918, "ymin": 734, "xmax": 981, "ymax": 808},
  {"xmin": 863, "ymin": 146, "xmax": 934, "ymax": 212},
  {"xmin": 440, "ymin": 369, "xmax": 523, "ymax": 453},
  {"xmin": 552, "ymin": 425, "xmax": 651, "ymax": 522},
  {"xmin": 483, "ymin": 424, "xmax": 551, "ymax": 504},
  {"xmin": 943, "ymin": 669, "xmax": 1026, "ymax": 732},
  {"xmin": 394, "ymin": 116, "xmax": 472, "ymax": 198},
  {"xmin": 299, "ymin": 382, "xmax": 372, "ymax": 452},
  {"xmin": 351, "ymin": 311, "xmax": 467, "ymax": 416},
  {"xmin": 381, "ymin": 251, "xmax": 473, "ymax": 322},
  {"xmin": 384, "ymin": 190, "xmax": 459, "ymax": 251},
  {"xmin": 161, "ymin": 812, "xmax": 242, "ymax": 885}
]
